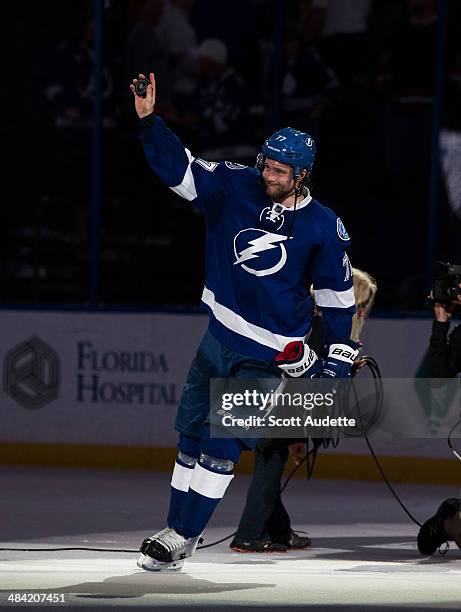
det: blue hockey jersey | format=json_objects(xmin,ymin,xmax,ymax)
[{"xmin": 139, "ymin": 114, "xmax": 355, "ymax": 360}]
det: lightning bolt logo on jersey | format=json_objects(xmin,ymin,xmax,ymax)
[
  {"xmin": 234, "ymin": 229, "xmax": 288, "ymax": 277},
  {"xmin": 139, "ymin": 115, "xmax": 356, "ymax": 360}
]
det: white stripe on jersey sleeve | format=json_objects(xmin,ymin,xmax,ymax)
[
  {"xmin": 170, "ymin": 148, "xmax": 197, "ymax": 201},
  {"xmin": 313, "ymin": 286, "xmax": 356, "ymax": 309},
  {"xmin": 201, "ymin": 286, "xmax": 305, "ymax": 351}
]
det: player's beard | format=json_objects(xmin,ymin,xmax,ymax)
[{"xmin": 264, "ymin": 181, "xmax": 295, "ymax": 203}]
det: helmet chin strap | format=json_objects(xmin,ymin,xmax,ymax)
[
  {"xmin": 286, "ymin": 186, "xmax": 301, "ymax": 240},
  {"xmin": 279, "ymin": 177, "xmax": 303, "ymax": 206},
  {"xmin": 279, "ymin": 188, "xmax": 296, "ymax": 204}
]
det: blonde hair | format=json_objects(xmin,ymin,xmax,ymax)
[
  {"xmin": 351, "ymin": 268, "xmax": 377, "ymax": 342},
  {"xmin": 309, "ymin": 268, "xmax": 377, "ymax": 342}
]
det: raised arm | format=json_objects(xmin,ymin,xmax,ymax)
[
  {"xmin": 129, "ymin": 72, "xmax": 242, "ymax": 213},
  {"xmin": 130, "ymin": 72, "xmax": 156, "ymax": 119}
]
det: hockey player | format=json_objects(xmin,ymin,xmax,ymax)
[{"xmin": 130, "ymin": 72, "xmax": 358, "ymax": 571}]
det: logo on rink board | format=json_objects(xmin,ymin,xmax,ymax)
[{"xmin": 3, "ymin": 336, "xmax": 60, "ymax": 409}]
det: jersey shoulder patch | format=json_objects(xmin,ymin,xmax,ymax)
[
  {"xmin": 336, "ymin": 218, "xmax": 350, "ymax": 241},
  {"xmin": 224, "ymin": 161, "xmax": 247, "ymax": 170}
]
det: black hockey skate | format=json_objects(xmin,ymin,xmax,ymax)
[
  {"xmin": 417, "ymin": 497, "xmax": 461, "ymax": 556},
  {"xmin": 137, "ymin": 527, "xmax": 201, "ymax": 571}
]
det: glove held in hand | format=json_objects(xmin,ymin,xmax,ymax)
[{"xmin": 275, "ymin": 341, "xmax": 320, "ymax": 377}]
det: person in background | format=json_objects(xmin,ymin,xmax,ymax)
[
  {"xmin": 191, "ymin": 38, "xmax": 255, "ymax": 161},
  {"xmin": 417, "ymin": 282, "xmax": 461, "ymax": 557},
  {"xmin": 279, "ymin": 21, "xmax": 340, "ymax": 140},
  {"xmin": 230, "ymin": 269, "xmax": 377, "ymax": 553}
]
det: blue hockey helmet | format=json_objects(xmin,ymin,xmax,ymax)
[{"xmin": 257, "ymin": 127, "xmax": 316, "ymax": 179}]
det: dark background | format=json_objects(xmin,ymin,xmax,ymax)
[{"xmin": 1, "ymin": 0, "xmax": 460, "ymax": 311}]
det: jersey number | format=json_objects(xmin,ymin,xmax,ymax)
[{"xmin": 195, "ymin": 159, "xmax": 218, "ymax": 172}]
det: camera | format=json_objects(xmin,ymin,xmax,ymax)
[
  {"xmin": 431, "ymin": 261, "xmax": 461, "ymax": 304},
  {"xmin": 135, "ymin": 78, "xmax": 149, "ymax": 98}
]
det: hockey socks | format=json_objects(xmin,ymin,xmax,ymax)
[
  {"xmin": 170, "ymin": 453, "xmax": 234, "ymax": 539},
  {"xmin": 167, "ymin": 435, "xmax": 199, "ymax": 528}
]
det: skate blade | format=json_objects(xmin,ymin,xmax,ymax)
[{"xmin": 137, "ymin": 553, "xmax": 184, "ymax": 572}]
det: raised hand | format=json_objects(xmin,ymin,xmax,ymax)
[
  {"xmin": 130, "ymin": 72, "xmax": 156, "ymax": 119},
  {"xmin": 429, "ymin": 288, "xmax": 461, "ymax": 322}
]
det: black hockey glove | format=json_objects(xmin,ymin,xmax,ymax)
[{"xmin": 320, "ymin": 341, "xmax": 360, "ymax": 378}]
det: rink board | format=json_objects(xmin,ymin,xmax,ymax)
[{"xmin": 0, "ymin": 309, "xmax": 459, "ymax": 482}]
